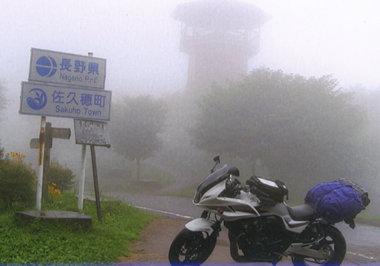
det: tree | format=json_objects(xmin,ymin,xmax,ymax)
[
  {"xmin": 0, "ymin": 149, "xmax": 36, "ymax": 212},
  {"xmin": 0, "ymin": 79, "xmax": 7, "ymax": 120},
  {"xmin": 190, "ymin": 68, "xmax": 369, "ymax": 186},
  {"xmin": 47, "ymin": 159, "xmax": 75, "ymax": 191},
  {"xmin": 110, "ymin": 95, "xmax": 168, "ymax": 180},
  {"xmin": 0, "ymin": 141, "xmax": 4, "ymax": 161}
]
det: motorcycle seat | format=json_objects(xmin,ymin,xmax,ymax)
[{"xmin": 287, "ymin": 204, "xmax": 316, "ymax": 221}]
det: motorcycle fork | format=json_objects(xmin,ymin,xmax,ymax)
[
  {"xmin": 201, "ymin": 210, "xmax": 222, "ymax": 238},
  {"xmin": 211, "ymin": 220, "xmax": 222, "ymax": 238}
]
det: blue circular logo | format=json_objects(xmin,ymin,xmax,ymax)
[
  {"xmin": 27, "ymin": 88, "xmax": 47, "ymax": 110},
  {"xmin": 36, "ymin": 56, "xmax": 57, "ymax": 77}
]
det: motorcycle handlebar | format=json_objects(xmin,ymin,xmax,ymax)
[
  {"xmin": 227, "ymin": 179, "xmax": 270, "ymax": 198},
  {"xmin": 250, "ymin": 186, "xmax": 270, "ymax": 197}
]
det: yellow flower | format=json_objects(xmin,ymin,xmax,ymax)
[
  {"xmin": 8, "ymin": 152, "xmax": 26, "ymax": 161},
  {"xmin": 47, "ymin": 184, "xmax": 62, "ymax": 198}
]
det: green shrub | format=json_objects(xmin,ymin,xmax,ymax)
[
  {"xmin": 47, "ymin": 159, "xmax": 75, "ymax": 192},
  {"xmin": 0, "ymin": 142, "xmax": 4, "ymax": 161},
  {"xmin": 0, "ymin": 192, "xmax": 157, "ymax": 264},
  {"xmin": 0, "ymin": 153, "xmax": 36, "ymax": 212}
]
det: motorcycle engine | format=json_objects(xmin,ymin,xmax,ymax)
[{"xmin": 225, "ymin": 216, "xmax": 291, "ymax": 262}]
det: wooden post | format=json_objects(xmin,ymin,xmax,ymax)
[
  {"xmin": 42, "ymin": 122, "xmax": 52, "ymax": 201},
  {"xmin": 31, "ymin": 121, "xmax": 71, "ymax": 209},
  {"xmin": 78, "ymin": 144, "xmax": 87, "ymax": 211},
  {"xmin": 90, "ymin": 145, "xmax": 102, "ymax": 222}
]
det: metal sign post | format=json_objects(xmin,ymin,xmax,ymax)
[
  {"xmin": 21, "ymin": 48, "xmax": 109, "ymax": 219},
  {"xmin": 36, "ymin": 116, "xmax": 46, "ymax": 210},
  {"xmin": 74, "ymin": 119, "xmax": 110, "ymax": 222}
]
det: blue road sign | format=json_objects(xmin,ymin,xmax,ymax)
[
  {"xmin": 20, "ymin": 82, "xmax": 111, "ymax": 121},
  {"xmin": 29, "ymin": 48, "xmax": 106, "ymax": 90}
]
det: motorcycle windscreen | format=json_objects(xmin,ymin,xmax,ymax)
[{"xmin": 194, "ymin": 165, "xmax": 230, "ymax": 203}]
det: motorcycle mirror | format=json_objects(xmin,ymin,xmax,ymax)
[
  {"xmin": 211, "ymin": 154, "xmax": 220, "ymax": 173},
  {"xmin": 213, "ymin": 154, "xmax": 220, "ymax": 164}
]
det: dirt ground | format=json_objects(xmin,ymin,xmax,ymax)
[
  {"xmin": 118, "ymin": 217, "xmax": 186, "ymax": 263},
  {"xmin": 117, "ymin": 217, "xmax": 235, "ymax": 264}
]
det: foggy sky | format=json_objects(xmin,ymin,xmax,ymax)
[
  {"xmin": 1, "ymin": 0, "xmax": 380, "ymax": 165},
  {"xmin": 1, "ymin": 0, "xmax": 380, "ymax": 98}
]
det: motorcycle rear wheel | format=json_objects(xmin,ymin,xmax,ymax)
[
  {"xmin": 168, "ymin": 227, "xmax": 217, "ymax": 266},
  {"xmin": 291, "ymin": 226, "xmax": 346, "ymax": 266}
]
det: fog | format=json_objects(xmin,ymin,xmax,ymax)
[
  {"xmin": 2, "ymin": 1, "xmax": 380, "ymax": 97},
  {"xmin": 1, "ymin": 0, "xmax": 380, "ymax": 208}
]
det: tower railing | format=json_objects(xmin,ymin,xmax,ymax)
[{"xmin": 179, "ymin": 27, "xmax": 260, "ymax": 58}]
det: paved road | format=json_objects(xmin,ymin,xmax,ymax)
[{"xmin": 108, "ymin": 192, "xmax": 379, "ymax": 264}]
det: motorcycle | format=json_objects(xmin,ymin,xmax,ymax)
[{"xmin": 168, "ymin": 155, "xmax": 358, "ymax": 266}]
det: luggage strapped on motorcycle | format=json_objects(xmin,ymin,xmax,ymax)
[
  {"xmin": 304, "ymin": 178, "xmax": 370, "ymax": 228},
  {"xmin": 334, "ymin": 177, "xmax": 371, "ymax": 207}
]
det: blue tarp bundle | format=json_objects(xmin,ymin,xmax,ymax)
[{"xmin": 305, "ymin": 181, "xmax": 364, "ymax": 224}]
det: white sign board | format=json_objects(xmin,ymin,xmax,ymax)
[
  {"xmin": 74, "ymin": 120, "xmax": 111, "ymax": 147},
  {"xmin": 20, "ymin": 82, "xmax": 111, "ymax": 121},
  {"xmin": 29, "ymin": 48, "xmax": 106, "ymax": 90}
]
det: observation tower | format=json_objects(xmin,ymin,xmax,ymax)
[{"xmin": 172, "ymin": 0, "xmax": 270, "ymax": 93}]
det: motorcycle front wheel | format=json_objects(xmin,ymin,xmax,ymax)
[
  {"xmin": 291, "ymin": 225, "xmax": 347, "ymax": 266},
  {"xmin": 168, "ymin": 227, "xmax": 217, "ymax": 266}
]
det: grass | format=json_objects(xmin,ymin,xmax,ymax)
[{"xmin": 0, "ymin": 192, "xmax": 157, "ymax": 264}]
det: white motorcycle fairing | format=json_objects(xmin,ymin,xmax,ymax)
[
  {"xmin": 193, "ymin": 170, "xmax": 310, "ymax": 234},
  {"xmin": 185, "ymin": 218, "xmax": 214, "ymax": 235}
]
